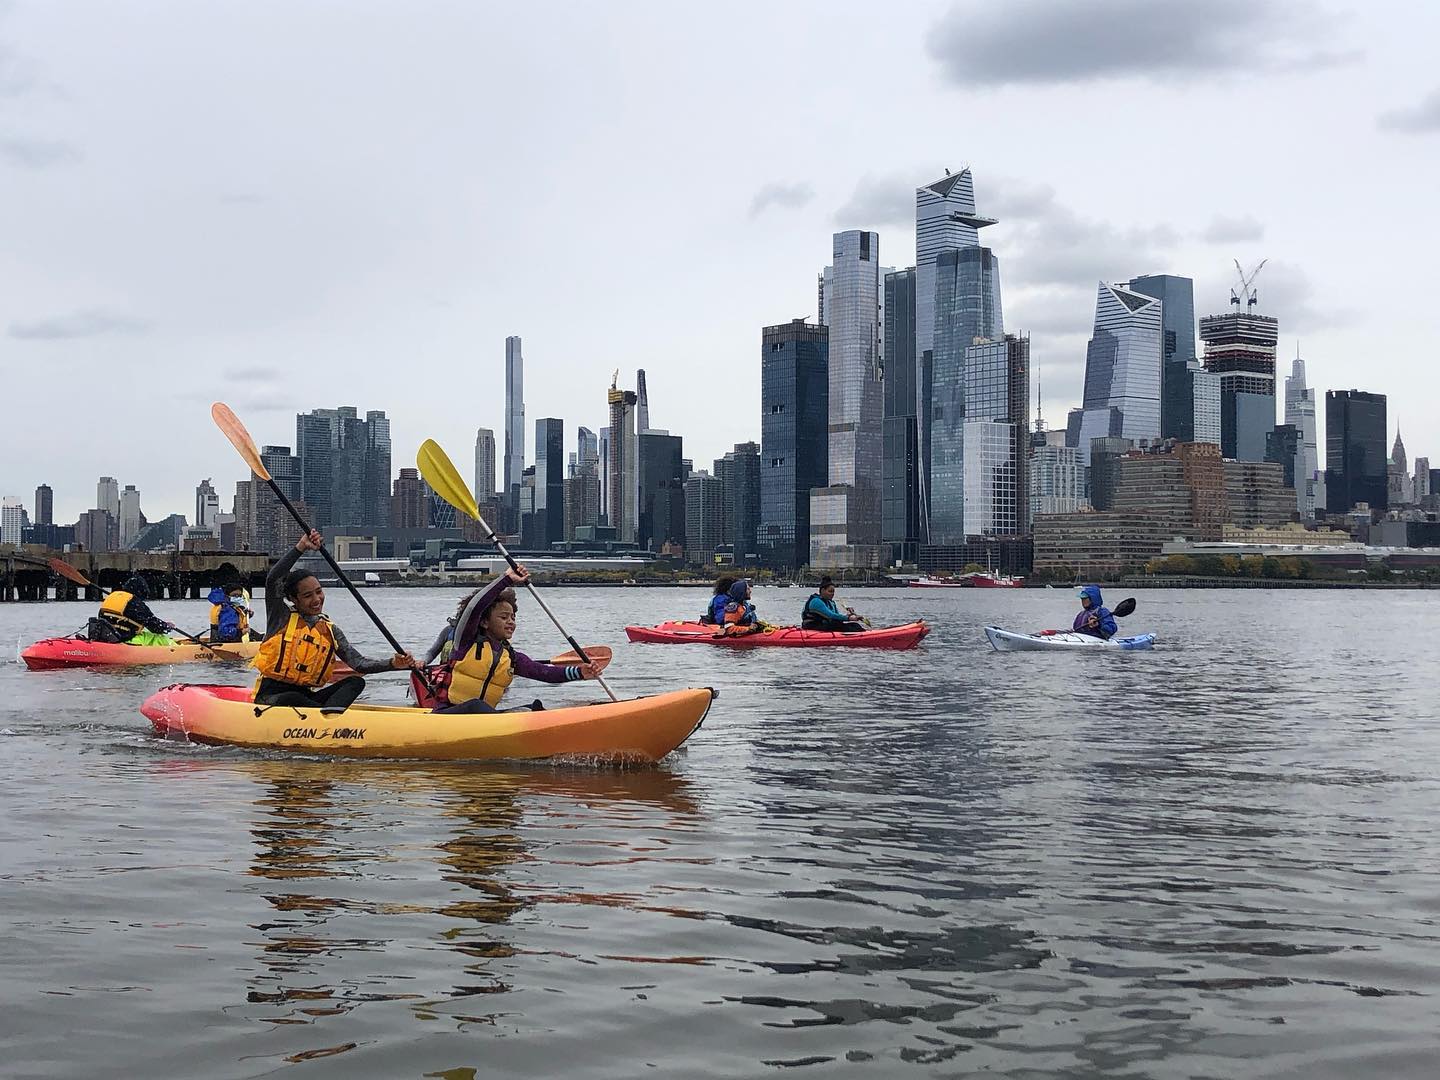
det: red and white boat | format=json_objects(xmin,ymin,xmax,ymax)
[{"xmin": 908, "ymin": 572, "xmax": 1025, "ymax": 589}]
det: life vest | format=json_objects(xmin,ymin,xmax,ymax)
[
  {"xmin": 723, "ymin": 600, "xmax": 754, "ymax": 625},
  {"xmin": 447, "ymin": 638, "xmax": 515, "ymax": 708},
  {"xmin": 800, "ymin": 593, "xmax": 830, "ymax": 630},
  {"xmin": 99, "ymin": 590, "xmax": 143, "ymax": 636},
  {"xmin": 208, "ymin": 603, "xmax": 249, "ymax": 641},
  {"xmin": 253, "ymin": 612, "xmax": 337, "ymax": 688}
]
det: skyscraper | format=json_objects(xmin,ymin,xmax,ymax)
[
  {"xmin": 1067, "ymin": 282, "xmax": 1162, "ymax": 466},
  {"xmin": 504, "ymin": 336, "xmax": 525, "ymax": 505},
  {"xmin": 1388, "ymin": 430, "xmax": 1412, "ymax": 507},
  {"xmin": 474, "ymin": 428, "xmax": 496, "ymax": 502},
  {"xmin": 577, "ymin": 427, "xmax": 598, "ymax": 470},
  {"xmin": 607, "ymin": 380, "xmax": 638, "ymax": 542},
  {"xmin": 882, "ymin": 270, "xmax": 919, "ymax": 564},
  {"xmin": 1415, "ymin": 457, "xmax": 1432, "ymax": 501},
  {"xmin": 97, "ymin": 476, "xmax": 119, "ymax": 520},
  {"xmin": 717, "ymin": 441, "xmax": 761, "ymax": 564},
  {"xmin": 597, "ymin": 427, "xmax": 610, "ymax": 524},
  {"xmin": 810, "ymin": 230, "xmax": 885, "ymax": 568},
  {"xmin": 1029, "ymin": 434, "xmax": 1085, "ymax": 519},
  {"xmin": 34, "ymin": 483, "xmax": 52, "ymax": 526},
  {"xmin": 391, "ymin": 468, "xmax": 428, "ymax": 528},
  {"xmin": 0, "ymin": 497, "xmax": 22, "ymax": 545},
  {"xmin": 535, "ymin": 418, "xmax": 565, "ymax": 547},
  {"xmin": 1325, "ymin": 390, "xmax": 1387, "ymax": 513},
  {"xmin": 1201, "ymin": 304, "xmax": 1279, "ymax": 461},
  {"xmin": 119, "ymin": 485, "xmax": 143, "ymax": 548},
  {"xmin": 636, "ymin": 368, "xmax": 650, "ymax": 432},
  {"xmin": 638, "ymin": 431, "xmax": 685, "ymax": 551},
  {"xmin": 760, "ymin": 319, "xmax": 829, "ymax": 570},
  {"xmin": 915, "ymin": 169, "xmax": 999, "ymax": 541},
  {"xmin": 1127, "ymin": 274, "xmax": 1198, "ymax": 442},
  {"xmin": 1283, "ymin": 351, "xmax": 1319, "ymax": 517},
  {"xmin": 960, "ymin": 334, "xmax": 1030, "ymax": 535},
  {"xmin": 296, "ymin": 407, "xmax": 391, "ymax": 529},
  {"xmin": 684, "ymin": 471, "xmax": 726, "ymax": 565},
  {"xmin": 194, "ymin": 478, "xmax": 219, "ymax": 531}
]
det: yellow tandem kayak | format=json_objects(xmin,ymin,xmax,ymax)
[{"xmin": 140, "ymin": 683, "xmax": 716, "ymax": 762}]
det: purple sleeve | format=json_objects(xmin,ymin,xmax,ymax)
[{"xmin": 512, "ymin": 650, "xmax": 580, "ymax": 684}]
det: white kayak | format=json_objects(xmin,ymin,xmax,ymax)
[{"xmin": 984, "ymin": 626, "xmax": 1157, "ymax": 652}]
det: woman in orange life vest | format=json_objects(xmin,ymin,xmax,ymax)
[
  {"xmin": 253, "ymin": 529, "xmax": 418, "ymax": 713},
  {"xmin": 430, "ymin": 563, "xmax": 602, "ymax": 714}
]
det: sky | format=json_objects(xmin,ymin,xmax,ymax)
[{"xmin": 2, "ymin": 0, "xmax": 1438, "ymax": 524}]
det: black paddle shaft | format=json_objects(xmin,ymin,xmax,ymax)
[{"xmin": 265, "ymin": 477, "xmax": 409, "ymax": 657}]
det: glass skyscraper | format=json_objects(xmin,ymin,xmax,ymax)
[
  {"xmin": 759, "ymin": 319, "xmax": 828, "ymax": 570},
  {"xmin": 295, "ymin": 406, "xmax": 391, "ymax": 529},
  {"xmin": 914, "ymin": 169, "xmax": 999, "ymax": 541},
  {"xmin": 1283, "ymin": 352, "xmax": 1319, "ymax": 517},
  {"xmin": 882, "ymin": 271, "xmax": 919, "ymax": 564},
  {"xmin": 1127, "ymin": 274, "xmax": 1197, "ymax": 442},
  {"xmin": 534, "ymin": 418, "xmax": 564, "ymax": 548},
  {"xmin": 1325, "ymin": 390, "xmax": 1388, "ymax": 513},
  {"xmin": 1067, "ymin": 282, "xmax": 1162, "ymax": 467},
  {"xmin": 810, "ymin": 230, "xmax": 885, "ymax": 568},
  {"xmin": 638, "ymin": 431, "xmax": 685, "ymax": 551}
]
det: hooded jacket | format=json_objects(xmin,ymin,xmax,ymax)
[
  {"xmin": 1073, "ymin": 585, "xmax": 1117, "ymax": 639},
  {"xmin": 98, "ymin": 576, "xmax": 172, "ymax": 637},
  {"xmin": 207, "ymin": 586, "xmax": 248, "ymax": 642},
  {"xmin": 724, "ymin": 579, "xmax": 756, "ymax": 625}
]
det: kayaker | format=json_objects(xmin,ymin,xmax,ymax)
[
  {"xmin": 253, "ymin": 529, "xmax": 418, "ymax": 713},
  {"xmin": 93, "ymin": 575, "xmax": 179, "ymax": 646},
  {"xmin": 722, "ymin": 578, "xmax": 761, "ymax": 635},
  {"xmin": 1073, "ymin": 585, "xmax": 1117, "ymax": 640},
  {"xmin": 801, "ymin": 576, "xmax": 864, "ymax": 633},
  {"xmin": 428, "ymin": 564, "xmax": 602, "ymax": 714},
  {"xmin": 700, "ymin": 576, "xmax": 737, "ymax": 625},
  {"xmin": 206, "ymin": 583, "xmax": 254, "ymax": 643}
]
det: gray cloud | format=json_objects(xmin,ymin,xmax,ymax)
[
  {"xmin": 223, "ymin": 364, "xmax": 282, "ymax": 382},
  {"xmin": 8, "ymin": 309, "xmax": 152, "ymax": 340},
  {"xmin": 748, "ymin": 181, "xmax": 814, "ymax": 218},
  {"xmin": 0, "ymin": 135, "xmax": 80, "ymax": 168},
  {"xmin": 1199, "ymin": 214, "xmax": 1265, "ymax": 244},
  {"xmin": 927, "ymin": 0, "xmax": 1357, "ymax": 87},
  {"xmin": 1378, "ymin": 87, "xmax": 1440, "ymax": 133},
  {"xmin": 833, "ymin": 173, "xmax": 914, "ymax": 227}
]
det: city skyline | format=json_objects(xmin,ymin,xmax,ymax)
[{"xmin": 2, "ymin": 2, "xmax": 1438, "ymax": 522}]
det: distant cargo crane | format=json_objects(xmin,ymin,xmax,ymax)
[{"xmin": 1230, "ymin": 258, "xmax": 1268, "ymax": 310}]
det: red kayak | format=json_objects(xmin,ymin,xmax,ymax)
[{"xmin": 625, "ymin": 621, "xmax": 929, "ymax": 650}]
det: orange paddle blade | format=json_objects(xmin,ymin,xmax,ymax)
[
  {"xmin": 47, "ymin": 558, "xmax": 92, "ymax": 587},
  {"xmin": 550, "ymin": 645, "xmax": 612, "ymax": 672},
  {"xmin": 211, "ymin": 402, "xmax": 270, "ymax": 481}
]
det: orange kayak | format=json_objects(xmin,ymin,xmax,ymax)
[
  {"xmin": 21, "ymin": 636, "xmax": 261, "ymax": 670},
  {"xmin": 140, "ymin": 683, "xmax": 715, "ymax": 762},
  {"xmin": 624, "ymin": 620, "xmax": 930, "ymax": 650}
]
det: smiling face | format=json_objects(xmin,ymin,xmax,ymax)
[
  {"xmin": 482, "ymin": 599, "xmax": 517, "ymax": 642},
  {"xmin": 292, "ymin": 576, "xmax": 324, "ymax": 617}
]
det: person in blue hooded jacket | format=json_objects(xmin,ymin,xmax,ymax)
[
  {"xmin": 1073, "ymin": 585, "xmax": 1117, "ymax": 640},
  {"xmin": 206, "ymin": 584, "xmax": 254, "ymax": 643},
  {"xmin": 721, "ymin": 578, "xmax": 760, "ymax": 634}
]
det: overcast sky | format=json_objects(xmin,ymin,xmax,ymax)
[{"xmin": 3, "ymin": 0, "xmax": 1437, "ymax": 524}]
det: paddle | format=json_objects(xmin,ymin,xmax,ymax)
[
  {"xmin": 46, "ymin": 558, "xmax": 225, "ymax": 654},
  {"xmin": 416, "ymin": 438, "xmax": 619, "ymax": 703},
  {"xmin": 211, "ymin": 402, "xmax": 422, "ymax": 681},
  {"xmin": 1037, "ymin": 596, "xmax": 1136, "ymax": 636},
  {"xmin": 550, "ymin": 646, "xmax": 613, "ymax": 674}
]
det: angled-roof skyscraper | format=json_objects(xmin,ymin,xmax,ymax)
[{"xmin": 1066, "ymin": 282, "xmax": 1163, "ymax": 466}]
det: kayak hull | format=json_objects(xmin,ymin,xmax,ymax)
[
  {"xmin": 21, "ymin": 637, "xmax": 261, "ymax": 670},
  {"xmin": 140, "ymin": 683, "xmax": 714, "ymax": 762},
  {"xmin": 625, "ymin": 621, "xmax": 929, "ymax": 650},
  {"xmin": 984, "ymin": 626, "xmax": 1157, "ymax": 652}
]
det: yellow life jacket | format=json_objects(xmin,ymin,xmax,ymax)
[
  {"xmin": 253, "ymin": 612, "xmax": 337, "ymax": 688},
  {"xmin": 99, "ymin": 590, "xmax": 143, "ymax": 635},
  {"xmin": 447, "ymin": 638, "xmax": 515, "ymax": 708}
]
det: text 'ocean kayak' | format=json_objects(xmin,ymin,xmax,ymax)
[
  {"xmin": 22, "ymin": 636, "xmax": 261, "ymax": 670},
  {"xmin": 625, "ymin": 621, "xmax": 929, "ymax": 650},
  {"xmin": 140, "ymin": 683, "xmax": 715, "ymax": 762},
  {"xmin": 984, "ymin": 627, "xmax": 1157, "ymax": 652}
]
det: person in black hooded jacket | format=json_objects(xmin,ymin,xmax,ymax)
[{"xmin": 94, "ymin": 575, "xmax": 177, "ymax": 645}]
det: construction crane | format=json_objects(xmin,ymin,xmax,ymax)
[
  {"xmin": 610, "ymin": 368, "xmax": 619, "ymax": 390},
  {"xmin": 1230, "ymin": 258, "xmax": 1268, "ymax": 311}
]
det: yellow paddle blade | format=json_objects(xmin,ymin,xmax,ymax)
[
  {"xmin": 416, "ymin": 439, "xmax": 479, "ymax": 520},
  {"xmin": 212, "ymin": 402, "xmax": 270, "ymax": 481}
]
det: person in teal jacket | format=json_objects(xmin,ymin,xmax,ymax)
[{"xmin": 801, "ymin": 576, "xmax": 864, "ymax": 632}]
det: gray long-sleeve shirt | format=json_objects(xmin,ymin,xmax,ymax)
[{"xmin": 264, "ymin": 546, "xmax": 394, "ymax": 676}]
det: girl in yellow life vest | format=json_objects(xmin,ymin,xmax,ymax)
[
  {"xmin": 429, "ymin": 564, "xmax": 602, "ymax": 714},
  {"xmin": 253, "ymin": 530, "xmax": 418, "ymax": 713}
]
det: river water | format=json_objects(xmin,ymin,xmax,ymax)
[{"xmin": 2, "ymin": 585, "xmax": 1438, "ymax": 1078}]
